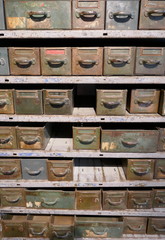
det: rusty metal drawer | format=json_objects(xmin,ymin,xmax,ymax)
[
  {"xmin": 139, "ymin": 0, "xmax": 165, "ymax": 30},
  {"xmin": 14, "ymin": 90, "xmax": 43, "ymax": 115},
  {"xmin": 96, "ymin": 89, "xmax": 127, "ymax": 116},
  {"xmin": 76, "ymin": 190, "xmax": 101, "ymax": 210},
  {"xmin": 147, "ymin": 218, "xmax": 165, "ymax": 234},
  {"xmin": 103, "ymin": 190, "xmax": 128, "ymax": 210},
  {"xmin": 0, "ymin": 159, "xmax": 21, "ymax": 180},
  {"xmin": 1, "ymin": 188, "xmax": 26, "ymax": 207},
  {"xmin": 26, "ymin": 190, "xmax": 75, "ymax": 209},
  {"xmin": 72, "ymin": 47, "xmax": 103, "ymax": 76},
  {"xmin": 21, "ymin": 158, "xmax": 48, "ymax": 180},
  {"xmin": 158, "ymin": 128, "xmax": 165, "ymax": 151},
  {"xmin": 0, "ymin": 90, "xmax": 14, "ymax": 114},
  {"xmin": 72, "ymin": 0, "xmax": 105, "ymax": 30},
  {"xmin": 128, "ymin": 191, "xmax": 153, "ymax": 209},
  {"xmin": 123, "ymin": 217, "xmax": 147, "ymax": 234},
  {"xmin": 47, "ymin": 159, "xmax": 73, "ymax": 181},
  {"xmin": 101, "ymin": 129, "xmax": 158, "ymax": 153},
  {"xmin": 73, "ymin": 127, "xmax": 101, "ymax": 150},
  {"xmin": 41, "ymin": 47, "xmax": 71, "ymax": 75},
  {"xmin": 154, "ymin": 159, "xmax": 165, "ymax": 179},
  {"xmin": 153, "ymin": 189, "xmax": 165, "ymax": 208},
  {"xmin": 9, "ymin": 47, "xmax": 41, "ymax": 75},
  {"xmin": 43, "ymin": 89, "xmax": 73, "ymax": 115},
  {"xmin": 135, "ymin": 47, "xmax": 165, "ymax": 75},
  {"xmin": 0, "ymin": 48, "xmax": 10, "ymax": 75},
  {"xmin": 159, "ymin": 90, "xmax": 165, "ymax": 116},
  {"xmin": 123, "ymin": 159, "xmax": 155, "ymax": 180},
  {"xmin": 0, "ymin": 127, "xmax": 17, "ymax": 149}
]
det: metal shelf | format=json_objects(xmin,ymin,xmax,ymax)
[
  {"xmin": 0, "ymin": 76, "xmax": 165, "ymax": 84},
  {"xmin": 0, "ymin": 30, "xmax": 165, "ymax": 39},
  {"xmin": 2, "ymin": 237, "xmax": 165, "ymax": 240}
]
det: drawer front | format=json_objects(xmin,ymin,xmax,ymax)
[
  {"xmin": 72, "ymin": 47, "xmax": 103, "ymax": 75},
  {"xmin": 43, "ymin": 89, "xmax": 73, "ymax": 115},
  {"xmin": 9, "ymin": 47, "xmax": 40, "ymax": 75},
  {"xmin": 106, "ymin": 0, "xmax": 140, "ymax": 30},
  {"xmin": 158, "ymin": 128, "xmax": 165, "ymax": 151},
  {"xmin": 159, "ymin": 90, "xmax": 165, "ymax": 116},
  {"xmin": 128, "ymin": 191, "xmax": 153, "ymax": 209},
  {"xmin": 72, "ymin": 0, "xmax": 105, "ymax": 29},
  {"xmin": 123, "ymin": 217, "xmax": 147, "ymax": 234},
  {"xmin": 96, "ymin": 89, "xmax": 127, "ymax": 115},
  {"xmin": 154, "ymin": 159, "xmax": 165, "ymax": 179},
  {"xmin": 2, "ymin": 221, "xmax": 27, "ymax": 237},
  {"xmin": 1, "ymin": 188, "xmax": 26, "ymax": 207},
  {"xmin": 47, "ymin": 160, "xmax": 73, "ymax": 181},
  {"xmin": 21, "ymin": 159, "xmax": 47, "ymax": 180},
  {"xmin": 14, "ymin": 90, "xmax": 43, "ymax": 115},
  {"xmin": 73, "ymin": 127, "xmax": 100, "ymax": 150},
  {"xmin": 147, "ymin": 218, "xmax": 165, "ymax": 234},
  {"xmin": 50, "ymin": 226, "xmax": 74, "ymax": 240},
  {"xmin": 125, "ymin": 159, "xmax": 154, "ymax": 180},
  {"xmin": 104, "ymin": 47, "xmax": 135, "ymax": 76},
  {"xmin": 28, "ymin": 222, "xmax": 49, "ymax": 238},
  {"xmin": 26, "ymin": 190, "xmax": 75, "ymax": 209},
  {"xmin": 153, "ymin": 189, "xmax": 165, "ymax": 208},
  {"xmin": 76, "ymin": 191, "xmax": 101, "ymax": 210},
  {"xmin": 0, "ymin": 127, "xmax": 17, "ymax": 149},
  {"xmin": 0, "ymin": 48, "xmax": 10, "ymax": 75},
  {"xmin": 103, "ymin": 191, "xmax": 127, "ymax": 210},
  {"xmin": 0, "ymin": 90, "xmax": 14, "ymax": 114},
  {"xmin": 101, "ymin": 130, "xmax": 158, "ymax": 152},
  {"xmin": 41, "ymin": 48, "xmax": 71, "ymax": 75},
  {"xmin": 0, "ymin": 159, "xmax": 21, "ymax": 179},
  {"xmin": 139, "ymin": 0, "xmax": 165, "ymax": 30},
  {"xmin": 5, "ymin": 0, "xmax": 71, "ymax": 29},
  {"xmin": 0, "ymin": 0, "xmax": 5, "ymax": 29},
  {"xmin": 135, "ymin": 47, "xmax": 165, "ymax": 75}
]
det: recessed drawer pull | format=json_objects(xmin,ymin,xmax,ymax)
[
  {"xmin": 152, "ymin": 225, "xmax": 165, "ymax": 232},
  {"xmin": 14, "ymin": 58, "xmax": 35, "ymax": 68},
  {"xmin": 46, "ymin": 58, "xmax": 67, "ymax": 67},
  {"xmin": 48, "ymin": 98, "xmax": 68, "ymax": 108},
  {"xmin": 90, "ymin": 227, "xmax": 108, "ymax": 235},
  {"xmin": 76, "ymin": 135, "xmax": 96, "ymax": 144},
  {"xmin": 41, "ymin": 197, "xmax": 59, "ymax": 206},
  {"xmin": 109, "ymin": 11, "xmax": 134, "ymax": 19},
  {"xmin": 78, "ymin": 59, "xmax": 97, "ymax": 67},
  {"xmin": 29, "ymin": 227, "xmax": 47, "ymax": 236},
  {"xmin": 108, "ymin": 58, "xmax": 130, "ymax": 65},
  {"xmin": 25, "ymin": 167, "xmax": 43, "ymax": 176},
  {"xmin": 27, "ymin": 11, "xmax": 50, "ymax": 21},
  {"xmin": 155, "ymin": 197, "xmax": 165, "ymax": 204},
  {"xmin": 52, "ymin": 231, "xmax": 71, "ymax": 239},
  {"xmin": 127, "ymin": 224, "xmax": 143, "ymax": 231},
  {"xmin": 131, "ymin": 167, "xmax": 150, "ymax": 176},
  {"xmin": 51, "ymin": 168, "xmax": 70, "ymax": 177},
  {"xmin": 139, "ymin": 59, "xmax": 160, "ymax": 66},
  {"xmin": 106, "ymin": 198, "xmax": 123, "ymax": 206},
  {"xmin": 0, "ymin": 136, "xmax": 12, "ymax": 144},
  {"xmin": 21, "ymin": 136, "xmax": 40, "ymax": 145},
  {"xmin": 0, "ymin": 99, "xmax": 7, "ymax": 108},
  {"xmin": 135, "ymin": 100, "xmax": 153, "ymax": 107},
  {"xmin": 132, "ymin": 198, "xmax": 148, "ymax": 206},
  {"xmin": 0, "ymin": 167, "xmax": 17, "ymax": 175},
  {"xmin": 145, "ymin": 9, "xmax": 165, "ymax": 17},
  {"xmin": 4, "ymin": 195, "xmax": 21, "ymax": 203},
  {"xmin": 121, "ymin": 139, "xmax": 138, "ymax": 148},
  {"xmin": 101, "ymin": 100, "xmax": 121, "ymax": 109},
  {"xmin": 76, "ymin": 10, "xmax": 100, "ymax": 19},
  {"xmin": 159, "ymin": 167, "xmax": 165, "ymax": 174}
]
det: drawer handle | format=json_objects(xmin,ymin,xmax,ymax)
[
  {"xmin": 145, "ymin": 9, "xmax": 165, "ymax": 17},
  {"xmin": 78, "ymin": 59, "xmax": 97, "ymax": 67},
  {"xmin": 51, "ymin": 168, "xmax": 70, "ymax": 177},
  {"xmin": 106, "ymin": 198, "xmax": 123, "ymax": 206},
  {"xmin": 127, "ymin": 224, "xmax": 143, "ymax": 231},
  {"xmin": 101, "ymin": 100, "xmax": 121, "ymax": 109},
  {"xmin": 4, "ymin": 195, "xmax": 21, "ymax": 203},
  {"xmin": 152, "ymin": 225, "xmax": 165, "ymax": 232},
  {"xmin": 46, "ymin": 58, "xmax": 67, "ymax": 67},
  {"xmin": 0, "ymin": 167, "xmax": 17, "ymax": 175},
  {"xmin": 0, "ymin": 135, "xmax": 12, "ymax": 144},
  {"xmin": 109, "ymin": 11, "xmax": 134, "ymax": 19},
  {"xmin": 135, "ymin": 99, "xmax": 153, "ymax": 107},
  {"xmin": 159, "ymin": 167, "xmax": 165, "ymax": 174},
  {"xmin": 131, "ymin": 167, "xmax": 150, "ymax": 176},
  {"xmin": 21, "ymin": 136, "xmax": 40, "ymax": 145},
  {"xmin": 76, "ymin": 10, "xmax": 100, "ymax": 19},
  {"xmin": 108, "ymin": 58, "xmax": 130, "ymax": 65},
  {"xmin": 48, "ymin": 98, "xmax": 69, "ymax": 108},
  {"xmin": 27, "ymin": 11, "xmax": 50, "ymax": 21},
  {"xmin": 0, "ymin": 99, "xmax": 7, "ymax": 108},
  {"xmin": 41, "ymin": 197, "xmax": 59, "ymax": 206},
  {"xmin": 52, "ymin": 230, "xmax": 71, "ymax": 239},
  {"xmin": 90, "ymin": 227, "xmax": 108, "ymax": 235},
  {"xmin": 14, "ymin": 58, "xmax": 35, "ymax": 68},
  {"xmin": 132, "ymin": 198, "xmax": 149, "ymax": 206},
  {"xmin": 25, "ymin": 167, "xmax": 44, "ymax": 176},
  {"xmin": 121, "ymin": 139, "xmax": 138, "ymax": 148},
  {"xmin": 139, "ymin": 59, "xmax": 161, "ymax": 66},
  {"xmin": 76, "ymin": 135, "xmax": 96, "ymax": 144},
  {"xmin": 0, "ymin": 58, "xmax": 5, "ymax": 66},
  {"xmin": 155, "ymin": 197, "xmax": 165, "ymax": 204},
  {"xmin": 29, "ymin": 227, "xmax": 47, "ymax": 236}
]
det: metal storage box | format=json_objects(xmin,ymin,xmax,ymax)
[
  {"xmin": 0, "ymin": 188, "xmax": 26, "ymax": 207},
  {"xmin": 43, "ymin": 89, "xmax": 73, "ymax": 115},
  {"xmin": 0, "ymin": 48, "xmax": 10, "ymax": 75},
  {"xmin": 72, "ymin": 47, "xmax": 103, "ymax": 76},
  {"xmin": 147, "ymin": 218, "xmax": 165, "ymax": 234},
  {"xmin": 0, "ymin": 90, "xmax": 14, "ymax": 114},
  {"xmin": 21, "ymin": 158, "xmax": 48, "ymax": 180},
  {"xmin": 158, "ymin": 128, "xmax": 165, "ymax": 151},
  {"xmin": 123, "ymin": 217, "xmax": 147, "ymax": 234},
  {"xmin": 153, "ymin": 189, "xmax": 165, "ymax": 208},
  {"xmin": 123, "ymin": 159, "xmax": 154, "ymax": 180},
  {"xmin": 76, "ymin": 190, "xmax": 101, "ymax": 210},
  {"xmin": 0, "ymin": 0, "xmax": 5, "ymax": 29},
  {"xmin": 75, "ymin": 216, "xmax": 123, "ymax": 238},
  {"xmin": 101, "ymin": 129, "xmax": 158, "ymax": 152},
  {"xmin": 26, "ymin": 190, "xmax": 75, "ymax": 209},
  {"xmin": 4, "ymin": 0, "xmax": 71, "ymax": 29},
  {"xmin": 0, "ymin": 126, "xmax": 17, "ymax": 149},
  {"xmin": 14, "ymin": 90, "xmax": 43, "ymax": 115},
  {"xmin": 9, "ymin": 47, "xmax": 40, "ymax": 75},
  {"xmin": 16, "ymin": 125, "xmax": 50, "ymax": 150},
  {"xmin": 50, "ymin": 216, "xmax": 74, "ymax": 240},
  {"xmin": 105, "ymin": 0, "xmax": 140, "ymax": 30},
  {"xmin": 41, "ymin": 47, "xmax": 71, "ymax": 75},
  {"xmin": 73, "ymin": 127, "xmax": 101, "ymax": 150},
  {"xmin": 139, "ymin": 0, "xmax": 165, "ymax": 30},
  {"xmin": 104, "ymin": 47, "xmax": 135, "ymax": 76},
  {"xmin": 127, "ymin": 89, "xmax": 160, "ymax": 114},
  {"xmin": 72, "ymin": 0, "xmax": 105, "ymax": 29},
  {"xmin": 0, "ymin": 159, "xmax": 21, "ymax": 180},
  {"xmin": 96, "ymin": 89, "xmax": 127, "ymax": 116},
  {"xmin": 159, "ymin": 90, "xmax": 165, "ymax": 116},
  {"xmin": 135, "ymin": 47, "xmax": 165, "ymax": 75},
  {"xmin": 103, "ymin": 190, "xmax": 128, "ymax": 210},
  {"xmin": 47, "ymin": 159, "xmax": 73, "ymax": 181},
  {"xmin": 127, "ymin": 190, "xmax": 153, "ymax": 209},
  {"xmin": 154, "ymin": 159, "xmax": 165, "ymax": 179}
]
